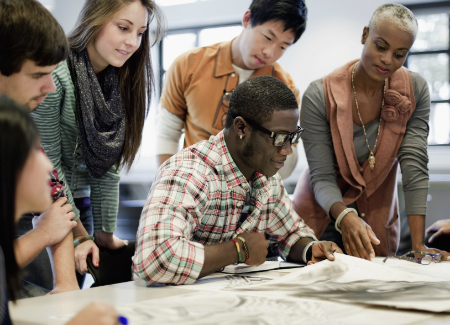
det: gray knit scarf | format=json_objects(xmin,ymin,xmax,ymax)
[{"xmin": 67, "ymin": 49, "xmax": 125, "ymax": 178}]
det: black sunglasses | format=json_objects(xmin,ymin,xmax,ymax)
[{"xmin": 241, "ymin": 116, "xmax": 304, "ymax": 147}]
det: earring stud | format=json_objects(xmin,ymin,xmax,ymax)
[{"xmin": 240, "ymin": 135, "xmax": 243, "ymax": 140}]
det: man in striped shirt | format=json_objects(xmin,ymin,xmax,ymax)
[
  {"xmin": 133, "ymin": 76, "xmax": 342, "ymax": 284},
  {"xmin": 0, "ymin": 0, "xmax": 79, "ymax": 296}
]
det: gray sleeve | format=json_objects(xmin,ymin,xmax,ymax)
[
  {"xmin": 300, "ymin": 80, "xmax": 344, "ymax": 217},
  {"xmin": 398, "ymin": 72, "xmax": 430, "ymax": 216}
]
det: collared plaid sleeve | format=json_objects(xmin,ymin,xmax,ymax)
[
  {"xmin": 132, "ymin": 162, "xmax": 208, "ymax": 285},
  {"xmin": 265, "ymin": 177, "xmax": 317, "ymax": 260}
]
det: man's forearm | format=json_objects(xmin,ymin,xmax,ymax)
[
  {"xmin": 198, "ymin": 241, "xmax": 239, "ymax": 278},
  {"xmin": 408, "ymin": 214, "xmax": 426, "ymax": 250},
  {"xmin": 286, "ymin": 238, "xmax": 315, "ymax": 263},
  {"xmin": 14, "ymin": 229, "xmax": 49, "ymax": 268},
  {"xmin": 47, "ymin": 231, "xmax": 79, "ymax": 290}
]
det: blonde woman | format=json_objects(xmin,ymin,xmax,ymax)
[{"xmin": 32, "ymin": 0, "xmax": 165, "ymax": 275}]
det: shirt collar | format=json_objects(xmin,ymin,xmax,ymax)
[
  {"xmin": 213, "ymin": 39, "xmax": 235, "ymax": 78},
  {"xmin": 209, "ymin": 131, "xmax": 272, "ymax": 194}
]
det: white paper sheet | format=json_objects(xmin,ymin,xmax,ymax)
[
  {"xmin": 117, "ymin": 290, "xmax": 432, "ymax": 325},
  {"xmin": 229, "ymin": 253, "xmax": 450, "ymax": 312}
]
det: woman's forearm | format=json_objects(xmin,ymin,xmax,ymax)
[{"xmin": 408, "ymin": 214, "xmax": 426, "ymax": 250}]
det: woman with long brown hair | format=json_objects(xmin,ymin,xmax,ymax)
[{"xmin": 32, "ymin": 0, "xmax": 165, "ymax": 276}]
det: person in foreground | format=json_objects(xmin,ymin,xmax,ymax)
[
  {"xmin": 32, "ymin": 0, "xmax": 165, "ymax": 278},
  {"xmin": 133, "ymin": 76, "xmax": 342, "ymax": 284},
  {"xmin": 156, "ymin": 0, "xmax": 308, "ymax": 179},
  {"xmin": 292, "ymin": 3, "xmax": 450, "ymax": 260},
  {"xmin": 0, "ymin": 97, "xmax": 120, "ymax": 325},
  {"xmin": 0, "ymin": 0, "xmax": 79, "ymax": 296}
]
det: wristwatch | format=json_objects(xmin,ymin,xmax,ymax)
[
  {"xmin": 306, "ymin": 245, "xmax": 313, "ymax": 262},
  {"xmin": 74, "ymin": 235, "xmax": 94, "ymax": 247}
]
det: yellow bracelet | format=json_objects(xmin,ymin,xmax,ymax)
[
  {"xmin": 236, "ymin": 236, "xmax": 249, "ymax": 262},
  {"xmin": 230, "ymin": 238, "xmax": 241, "ymax": 263}
]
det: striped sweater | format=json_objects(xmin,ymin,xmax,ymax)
[{"xmin": 31, "ymin": 61, "xmax": 120, "ymax": 233}]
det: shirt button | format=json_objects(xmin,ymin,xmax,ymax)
[
  {"xmin": 361, "ymin": 213, "xmax": 365, "ymax": 217},
  {"xmin": 360, "ymin": 168, "xmax": 364, "ymax": 172},
  {"xmin": 231, "ymin": 73, "xmax": 236, "ymax": 78}
]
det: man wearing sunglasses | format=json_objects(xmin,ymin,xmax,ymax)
[
  {"xmin": 133, "ymin": 77, "xmax": 342, "ymax": 285},
  {"xmin": 155, "ymin": 0, "xmax": 307, "ymax": 180}
]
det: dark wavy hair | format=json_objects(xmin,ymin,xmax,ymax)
[
  {"xmin": 0, "ymin": 0, "xmax": 69, "ymax": 76},
  {"xmin": 68, "ymin": 0, "xmax": 166, "ymax": 171},
  {"xmin": 224, "ymin": 76, "xmax": 298, "ymax": 129},
  {"xmin": 249, "ymin": 0, "xmax": 307, "ymax": 43},
  {"xmin": 0, "ymin": 96, "xmax": 40, "ymax": 302}
]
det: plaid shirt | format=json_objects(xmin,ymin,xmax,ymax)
[{"xmin": 132, "ymin": 131, "xmax": 317, "ymax": 285}]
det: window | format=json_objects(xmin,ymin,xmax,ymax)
[
  {"xmin": 159, "ymin": 24, "xmax": 243, "ymax": 94},
  {"xmin": 406, "ymin": 3, "xmax": 450, "ymax": 145}
]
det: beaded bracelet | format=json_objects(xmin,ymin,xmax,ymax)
[
  {"xmin": 236, "ymin": 236, "xmax": 249, "ymax": 262},
  {"xmin": 230, "ymin": 238, "xmax": 242, "ymax": 263}
]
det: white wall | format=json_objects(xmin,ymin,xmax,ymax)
[{"xmin": 43, "ymin": 0, "xmax": 450, "ymax": 182}]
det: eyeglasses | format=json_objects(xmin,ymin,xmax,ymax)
[
  {"xmin": 222, "ymin": 89, "xmax": 234, "ymax": 108},
  {"xmin": 383, "ymin": 251, "xmax": 443, "ymax": 265},
  {"xmin": 242, "ymin": 117, "xmax": 304, "ymax": 147}
]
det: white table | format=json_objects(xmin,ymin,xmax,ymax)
[{"xmin": 9, "ymin": 263, "xmax": 450, "ymax": 325}]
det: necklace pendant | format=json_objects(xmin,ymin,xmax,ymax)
[{"xmin": 368, "ymin": 153, "xmax": 375, "ymax": 171}]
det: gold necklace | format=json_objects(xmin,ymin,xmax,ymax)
[{"xmin": 351, "ymin": 63, "xmax": 386, "ymax": 171}]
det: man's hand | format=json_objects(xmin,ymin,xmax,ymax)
[
  {"xmin": 426, "ymin": 219, "xmax": 450, "ymax": 243},
  {"xmin": 32, "ymin": 197, "xmax": 77, "ymax": 247},
  {"xmin": 340, "ymin": 212, "xmax": 380, "ymax": 260},
  {"xmin": 66, "ymin": 302, "xmax": 119, "ymax": 325},
  {"xmin": 307, "ymin": 241, "xmax": 343, "ymax": 266},
  {"xmin": 75, "ymin": 239, "xmax": 99, "ymax": 275},
  {"xmin": 236, "ymin": 232, "xmax": 269, "ymax": 266},
  {"xmin": 94, "ymin": 231, "xmax": 128, "ymax": 250}
]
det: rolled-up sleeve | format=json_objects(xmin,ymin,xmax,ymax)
[
  {"xmin": 32, "ymin": 63, "xmax": 79, "ymax": 221},
  {"xmin": 132, "ymin": 168, "xmax": 207, "ymax": 284},
  {"xmin": 266, "ymin": 178, "xmax": 317, "ymax": 259},
  {"xmin": 300, "ymin": 80, "xmax": 344, "ymax": 216},
  {"xmin": 398, "ymin": 72, "xmax": 430, "ymax": 216}
]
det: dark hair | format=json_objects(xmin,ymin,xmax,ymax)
[
  {"xmin": 224, "ymin": 76, "xmax": 298, "ymax": 129},
  {"xmin": 0, "ymin": 0, "xmax": 69, "ymax": 77},
  {"xmin": 68, "ymin": 0, "xmax": 166, "ymax": 171},
  {"xmin": 0, "ymin": 96, "xmax": 39, "ymax": 302},
  {"xmin": 249, "ymin": 0, "xmax": 307, "ymax": 43}
]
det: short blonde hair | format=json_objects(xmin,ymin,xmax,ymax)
[{"xmin": 369, "ymin": 4, "xmax": 418, "ymax": 38}]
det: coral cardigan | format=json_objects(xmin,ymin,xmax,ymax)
[{"xmin": 293, "ymin": 60, "xmax": 416, "ymax": 256}]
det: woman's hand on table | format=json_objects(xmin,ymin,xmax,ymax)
[
  {"xmin": 74, "ymin": 239, "xmax": 99, "ymax": 274},
  {"xmin": 426, "ymin": 220, "xmax": 450, "ymax": 243},
  {"xmin": 307, "ymin": 241, "xmax": 343, "ymax": 266},
  {"xmin": 95, "ymin": 231, "xmax": 129, "ymax": 250},
  {"xmin": 340, "ymin": 213, "xmax": 380, "ymax": 260}
]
